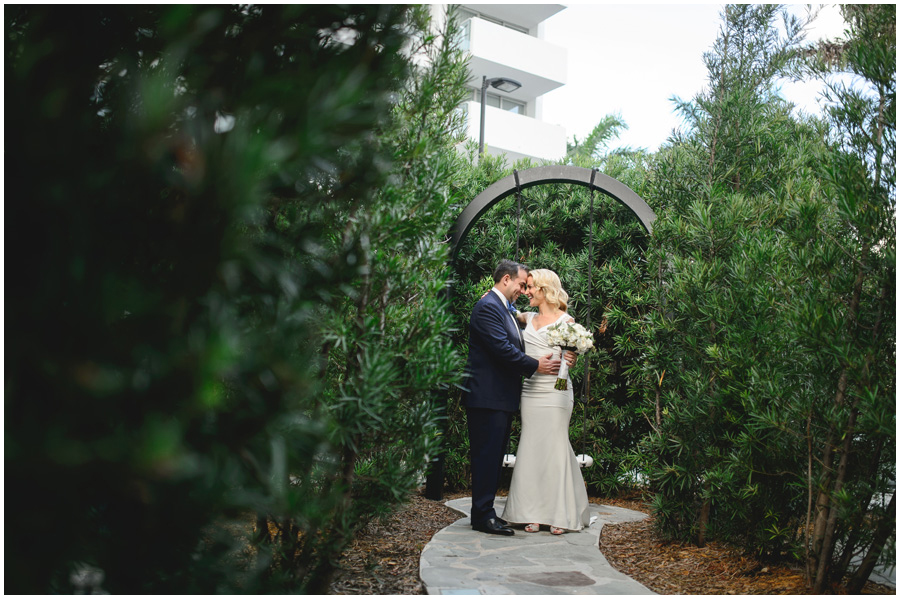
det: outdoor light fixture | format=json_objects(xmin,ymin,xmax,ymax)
[{"xmin": 479, "ymin": 75, "xmax": 523, "ymax": 156}]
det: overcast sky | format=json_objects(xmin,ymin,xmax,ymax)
[{"xmin": 539, "ymin": 3, "xmax": 850, "ymax": 152}]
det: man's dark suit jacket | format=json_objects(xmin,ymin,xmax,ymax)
[{"xmin": 462, "ymin": 290, "xmax": 538, "ymax": 411}]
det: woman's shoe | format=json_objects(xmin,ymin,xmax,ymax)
[
  {"xmin": 524, "ymin": 523, "xmax": 540, "ymax": 533},
  {"xmin": 550, "ymin": 526, "xmax": 565, "ymax": 535}
]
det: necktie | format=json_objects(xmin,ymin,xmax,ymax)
[{"xmin": 507, "ymin": 301, "xmax": 523, "ymax": 348}]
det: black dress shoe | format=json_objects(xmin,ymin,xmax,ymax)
[
  {"xmin": 473, "ymin": 517, "xmax": 514, "ymax": 536},
  {"xmin": 496, "ymin": 517, "xmax": 510, "ymax": 527}
]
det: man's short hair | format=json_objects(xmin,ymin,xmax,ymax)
[{"xmin": 493, "ymin": 259, "xmax": 529, "ymax": 283}]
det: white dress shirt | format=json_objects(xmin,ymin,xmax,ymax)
[{"xmin": 491, "ymin": 288, "xmax": 517, "ymax": 325}]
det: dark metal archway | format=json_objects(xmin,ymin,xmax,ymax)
[
  {"xmin": 448, "ymin": 165, "xmax": 655, "ymax": 261},
  {"xmin": 424, "ymin": 165, "xmax": 656, "ymax": 500}
]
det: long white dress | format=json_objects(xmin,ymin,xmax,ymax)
[{"xmin": 502, "ymin": 311, "xmax": 591, "ymax": 531}]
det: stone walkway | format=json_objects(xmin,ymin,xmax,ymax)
[{"xmin": 419, "ymin": 497, "xmax": 655, "ymax": 595}]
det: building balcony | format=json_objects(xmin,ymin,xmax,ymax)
[
  {"xmin": 463, "ymin": 101, "xmax": 567, "ymax": 164},
  {"xmin": 461, "ymin": 17, "xmax": 567, "ymax": 103},
  {"xmin": 460, "ymin": 4, "xmax": 565, "ymax": 32}
]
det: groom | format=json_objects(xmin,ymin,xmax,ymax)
[{"xmin": 462, "ymin": 259, "xmax": 561, "ymax": 536}]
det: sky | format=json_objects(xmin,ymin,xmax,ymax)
[{"xmin": 538, "ymin": 3, "xmax": 851, "ymax": 152}]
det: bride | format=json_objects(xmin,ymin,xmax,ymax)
[{"xmin": 502, "ymin": 268, "xmax": 591, "ymax": 534}]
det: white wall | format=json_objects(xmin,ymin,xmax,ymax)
[
  {"xmin": 463, "ymin": 101, "xmax": 567, "ymax": 163},
  {"xmin": 432, "ymin": 4, "xmax": 569, "ymax": 164},
  {"xmin": 466, "ymin": 17, "xmax": 567, "ymax": 101}
]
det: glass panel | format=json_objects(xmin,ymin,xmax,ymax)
[
  {"xmin": 457, "ymin": 19, "xmax": 470, "ymax": 52},
  {"xmin": 461, "ymin": 9, "xmax": 529, "ymax": 35},
  {"xmin": 501, "ymin": 98, "xmax": 524, "ymax": 114},
  {"xmin": 471, "ymin": 90, "xmax": 522, "ymax": 113}
]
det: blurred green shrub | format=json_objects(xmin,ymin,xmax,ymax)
[{"xmin": 6, "ymin": 4, "xmax": 466, "ymax": 593}]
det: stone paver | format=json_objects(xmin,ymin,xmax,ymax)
[{"xmin": 420, "ymin": 497, "xmax": 655, "ymax": 595}]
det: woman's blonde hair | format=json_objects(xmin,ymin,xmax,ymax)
[{"xmin": 529, "ymin": 269, "xmax": 568, "ymax": 311}]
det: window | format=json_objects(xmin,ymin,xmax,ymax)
[
  {"xmin": 501, "ymin": 97, "xmax": 524, "ymax": 114},
  {"xmin": 468, "ymin": 88, "xmax": 526, "ymax": 115},
  {"xmin": 457, "ymin": 8, "xmax": 530, "ymax": 35},
  {"xmin": 457, "ymin": 18, "xmax": 470, "ymax": 51}
]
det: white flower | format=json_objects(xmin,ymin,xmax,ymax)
[{"xmin": 546, "ymin": 321, "xmax": 593, "ymax": 354}]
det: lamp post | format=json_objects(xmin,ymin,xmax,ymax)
[{"xmin": 478, "ymin": 75, "xmax": 522, "ymax": 157}]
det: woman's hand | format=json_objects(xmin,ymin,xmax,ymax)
[{"xmin": 563, "ymin": 350, "xmax": 577, "ymax": 368}]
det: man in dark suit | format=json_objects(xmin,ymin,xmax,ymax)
[{"xmin": 462, "ymin": 259, "xmax": 561, "ymax": 535}]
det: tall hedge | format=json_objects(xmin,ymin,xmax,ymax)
[
  {"xmin": 6, "ymin": 5, "xmax": 467, "ymax": 593},
  {"xmin": 633, "ymin": 4, "xmax": 894, "ymax": 591}
]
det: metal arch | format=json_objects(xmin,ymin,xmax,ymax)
[
  {"xmin": 448, "ymin": 165, "xmax": 655, "ymax": 259},
  {"xmin": 425, "ymin": 165, "xmax": 656, "ymax": 501}
]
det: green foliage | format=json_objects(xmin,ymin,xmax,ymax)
[
  {"xmin": 637, "ymin": 8, "xmax": 825, "ymax": 553},
  {"xmin": 5, "ymin": 4, "xmax": 466, "ymax": 593},
  {"xmin": 303, "ymin": 0, "xmax": 470, "ymax": 564},
  {"xmin": 791, "ymin": 5, "xmax": 896, "ymax": 592},
  {"xmin": 665, "ymin": 4, "xmax": 814, "ymax": 205},
  {"xmin": 638, "ymin": 192, "xmax": 815, "ymax": 553},
  {"xmin": 567, "ymin": 113, "xmax": 631, "ymax": 163},
  {"xmin": 632, "ymin": 3, "xmax": 895, "ymax": 592}
]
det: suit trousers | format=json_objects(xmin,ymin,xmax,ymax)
[{"xmin": 467, "ymin": 406, "xmax": 514, "ymax": 526}]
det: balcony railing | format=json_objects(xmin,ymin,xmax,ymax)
[
  {"xmin": 462, "ymin": 101, "xmax": 566, "ymax": 162},
  {"xmin": 461, "ymin": 17, "xmax": 566, "ymax": 100}
]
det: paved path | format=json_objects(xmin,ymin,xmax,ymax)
[{"xmin": 420, "ymin": 497, "xmax": 655, "ymax": 595}]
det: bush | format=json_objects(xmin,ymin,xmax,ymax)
[
  {"xmin": 5, "ymin": 5, "xmax": 467, "ymax": 593},
  {"xmin": 632, "ymin": 5, "xmax": 895, "ymax": 592}
]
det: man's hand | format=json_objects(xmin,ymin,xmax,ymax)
[{"xmin": 536, "ymin": 353, "xmax": 561, "ymax": 375}]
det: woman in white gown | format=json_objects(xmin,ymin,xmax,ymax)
[{"xmin": 502, "ymin": 269, "xmax": 591, "ymax": 534}]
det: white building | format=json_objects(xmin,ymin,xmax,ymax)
[{"xmin": 437, "ymin": 4, "xmax": 569, "ymax": 164}]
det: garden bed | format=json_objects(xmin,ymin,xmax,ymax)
[{"xmin": 328, "ymin": 491, "xmax": 895, "ymax": 595}]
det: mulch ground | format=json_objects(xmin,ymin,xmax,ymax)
[
  {"xmin": 328, "ymin": 492, "xmax": 466, "ymax": 594},
  {"xmin": 328, "ymin": 489, "xmax": 895, "ymax": 595}
]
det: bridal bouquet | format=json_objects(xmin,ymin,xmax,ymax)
[{"xmin": 546, "ymin": 321, "xmax": 594, "ymax": 390}]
